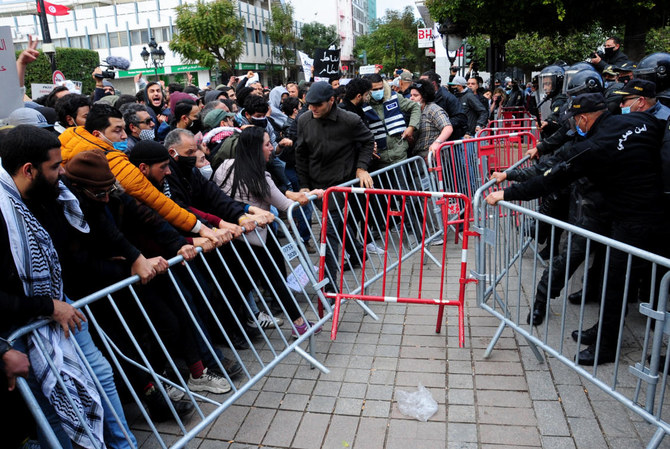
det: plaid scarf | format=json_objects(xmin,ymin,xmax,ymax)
[{"xmin": 0, "ymin": 166, "xmax": 103, "ymax": 449}]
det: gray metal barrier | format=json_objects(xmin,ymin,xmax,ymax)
[
  {"xmin": 286, "ymin": 156, "xmax": 445, "ymax": 323},
  {"xmin": 473, "ymin": 177, "xmax": 670, "ymax": 448},
  {"xmin": 10, "ymin": 218, "xmax": 331, "ymax": 449}
]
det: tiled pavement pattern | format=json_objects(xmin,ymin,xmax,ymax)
[{"xmin": 127, "ymin": 242, "xmax": 670, "ymax": 449}]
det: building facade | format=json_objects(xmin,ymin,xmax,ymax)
[{"xmin": 1, "ymin": 0, "xmax": 301, "ymax": 93}]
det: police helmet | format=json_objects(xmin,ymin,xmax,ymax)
[
  {"xmin": 635, "ymin": 53, "xmax": 670, "ymax": 93},
  {"xmin": 562, "ymin": 63, "xmax": 597, "ymax": 95},
  {"xmin": 538, "ymin": 65, "xmax": 564, "ymax": 97},
  {"xmin": 566, "ymin": 70, "xmax": 603, "ymax": 96}
]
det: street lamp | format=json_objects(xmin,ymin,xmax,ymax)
[
  {"xmin": 385, "ymin": 41, "xmax": 398, "ymax": 68},
  {"xmin": 140, "ymin": 37, "xmax": 165, "ymax": 81}
]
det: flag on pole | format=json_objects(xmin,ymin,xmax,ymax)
[{"xmin": 37, "ymin": 1, "xmax": 70, "ymax": 16}]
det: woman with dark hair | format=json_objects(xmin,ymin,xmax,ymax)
[
  {"xmin": 213, "ymin": 126, "xmax": 323, "ymax": 337},
  {"xmin": 409, "ymin": 79, "xmax": 453, "ymax": 159}
]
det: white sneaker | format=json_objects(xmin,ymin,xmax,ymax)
[
  {"xmin": 246, "ymin": 311, "xmax": 284, "ymax": 329},
  {"xmin": 366, "ymin": 242, "xmax": 385, "ymax": 255},
  {"xmin": 164, "ymin": 383, "xmax": 185, "ymax": 402},
  {"xmin": 188, "ymin": 368, "xmax": 232, "ymax": 394}
]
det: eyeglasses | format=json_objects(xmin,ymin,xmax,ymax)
[
  {"xmin": 83, "ymin": 184, "xmax": 117, "ymax": 199},
  {"xmin": 137, "ymin": 118, "xmax": 153, "ymax": 125}
]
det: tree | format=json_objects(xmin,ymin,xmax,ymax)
[
  {"xmin": 299, "ymin": 22, "xmax": 338, "ymax": 58},
  {"xmin": 353, "ymin": 7, "xmax": 432, "ymax": 75},
  {"xmin": 266, "ymin": 3, "xmax": 299, "ymax": 84},
  {"xmin": 169, "ymin": 0, "xmax": 244, "ymax": 77},
  {"xmin": 426, "ymin": 0, "xmax": 669, "ymax": 64},
  {"xmin": 646, "ymin": 26, "xmax": 670, "ymax": 54}
]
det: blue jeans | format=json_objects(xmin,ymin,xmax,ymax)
[
  {"xmin": 285, "ymin": 168, "xmax": 313, "ymax": 243},
  {"xmin": 18, "ymin": 302, "xmax": 137, "ymax": 449}
]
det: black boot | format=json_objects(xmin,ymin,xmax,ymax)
[
  {"xmin": 526, "ymin": 300, "xmax": 546, "ymax": 326},
  {"xmin": 568, "ymin": 289, "xmax": 599, "ymax": 305},
  {"xmin": 571, "ymin": 322, "xmax": 599, "ymax": 345}
]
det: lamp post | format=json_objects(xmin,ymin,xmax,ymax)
[
  {"xmin": 140, "ymin": 37, "xmax": 165, "ymax": 81},
  {"xmin": 385, "ymin": 40, "xmax": 398, "ymax": 68}
]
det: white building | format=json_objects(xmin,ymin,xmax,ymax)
[{"xmin": 1, "ymin": 0, "xmax": 303, "ymax": 94}]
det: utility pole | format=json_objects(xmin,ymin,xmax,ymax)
[{"xmin": 36, "ymin": 0, "xmax": 57, "ymax": 72}]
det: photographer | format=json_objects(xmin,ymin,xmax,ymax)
[
  {"xmin": 589, "ymin": 36, "xmax": 628, "ymax": 73},
  {"xmin": 92, "ymin": 67, "xmax": 116, "ymax": 101}
]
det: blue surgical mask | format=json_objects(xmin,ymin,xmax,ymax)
[
  {"xmin": 575, "ymin": 117, "xmax": 587, "ymax": 137},
  {"xmin": 112, "ymin": 140, "xmax": 128, "ymax": 152},
  {"xmin": 620, "ymin": 106, "xmax": 631, "ymax": 114},
  {"xmin": 198, "ymin": 164, "xmax": 213, "ymax": 180},
  {"xmin": 371, "ymin": 90, "xmax": 384, "ymax": 101}
]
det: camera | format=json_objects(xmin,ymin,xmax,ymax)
[
  {"xmin": 93, "ymin": 56, "xmax": 131, "ymax": 80},
  {"xmin": 589, "ymin": 50, "xmax": 604, "ymax": 60}
]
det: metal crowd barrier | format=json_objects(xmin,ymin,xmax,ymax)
[
  {"xmin": 427, "ymin": 133, "xmax": 538, "ymax": 242},
  {"xmin": 487, "ymin": 118, "xmax": 539, "ymax": 129},
  {"xmin": 498, "ymin": 106, "xmax": 533, "ymax": 121},
  {"xmin": 477, "ymin": 125, "xmax": 540, "ymax": 141},
  {"xmin": 10, "ymin": 218, "xmax": 331, "ymax": 449},
  {"xmin": 472, "ymin": 178, "xmax": 670, "ymax": 448},
  {"xmin": 318, "ymin": 186, "xmax": 476, "ymax": 347},
  {"xmin": 287, "ymin": 156, "xmax": 440, "ymax": 321}
]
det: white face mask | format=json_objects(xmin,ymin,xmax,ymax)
[
  {"xmin": 198, "ymin": 164, "xmax": 213, "ymax": 180},
  {"xmin": 139, "ymin": 129, "xmax": 155, "ymax": 141}
]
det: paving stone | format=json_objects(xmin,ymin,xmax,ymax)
[
  {"xmin": 354, "ymin": 417, "xmax": 388, "ymax": 447},
  {"xmin": 306, "ymin": 395, "xmax": 336, "ymax": 413},
  {"xmin": 292, "ymin": 412, "xmax": 330, "ymax": 449},
  {"xmin": 477, "ymin": 389, "xmax": 533, "ymax": 408},
  {"xmin": 474, "ymin": 360, "xmax": 525, "ymax": 376},
  {"xmin": 362, "ymin": 399, "xmax": 391, "ymax": 417},
  {"xmin": 334, "ymin": 397, "xmax": 364, "ymax": 415},
  {"xmin": 477, "ymin": 406, "xmax": 536, "ymax": 426},
  {"xmin": 526, "ymin": 371, "xmax": 559, "ymax": 400},
  {"xmin": 479, "ymin": 424, "xmax": 541, "ymax": 446},
  {"xmin": 567, "ymin": 417, "xmax": 608, "ymax": 449},
  {"xmin": 556, "ymin": 384, "xmax": 595, "ymax": 418},
  {"xmin": 321, "ymin": 415, "xmax": 359, "ymax": 449},
  {"xmin": 234, "ymin": 407, "xmax": 275, "ymax": 444},
  {"xmin": 369, "ymin": 369, "xmax": 396, "ymax": 385},
  {"xmin": 448, "ymin": 388, "xmax": 475, "ymax": 405},
  {"xmin": 339, "ymin": 382, "xmax": 367, "ymax": 398},
  {"xmin": 447, "ymin": 422, "xmax": 477, "ymax": 442},
  {"xmin": 541, "ymin": 436, "xmax": 577, "ymax": 449},
  {"xmin": 279, "ymin": 393, "xmax": 309, "ymax": 411},
  {"xmin": 367, "ymin": 383, "xmax": 395, "ymax": 401},
  {"xmin": 535, "ymin": 400, "xmax": 570, "ymax": 436},
  {"xmin": 262, "ymin": 410, "xmax": 302, "ymax": 447},
  {"xmin": 447, "ymin": 404, "xmax": 476, "ymax": 423},
  {"xmin": 475, "ymin": 374, "xmax": 527, "ymax": 391}
]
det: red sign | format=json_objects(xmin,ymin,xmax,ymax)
[
  {"xmin": 37, "ymin": 1, "xmax": 70, "ymax": 16},
  {"xmin": 341, "ymin": 65, "xmax": 349, "ymax": 71},
  {"xmin": 52, "ymin": 70, "xmax": 65, "ymax": 84}
]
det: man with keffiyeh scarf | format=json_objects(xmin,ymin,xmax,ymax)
[{"xmin": 0, "ymin": 125, "xmax": 135, "ymax": 449}]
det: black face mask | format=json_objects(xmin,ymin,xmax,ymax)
[
  {"xmin": 250, "ymin": 117, "xmax": 268, "ymax": 128},
  {"xmin": 618, "ymin": 75, "xmax": 631, "ymax": 85},
  {"xmin": 177, "ymin": 155, "xmax": 197, "ymax": 172},
  {"xmin": 604, "ymin": 47, "xmax": 615, "ymax": 58}
]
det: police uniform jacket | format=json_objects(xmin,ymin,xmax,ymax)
[{"xmin": 504, "ymin": 111, "xmax": 665, "ymax": 224}]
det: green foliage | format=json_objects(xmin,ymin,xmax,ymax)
[
  {"xmin": 169, "ymin": 0, "xmax": 244, "ymax": 72},
  {"xmin": 505, "ymin": 28, "xmax": 613, "ymax": 72},
  {"xmin": 646, "ymin": 26, "xmax": 670, "ymax": 53},
  {"xmin": 266, "ymin": 3, "xmax": 298, "ymax": 82},
  {"xmin": 16, "ymin": 48, "xmax": 100, "ymax": 98},
  {"xmin": 299, "ymin": 22, "xmax": 338, "ymax": 57},
  {"xmin": 352, "ymin": 7, "xmax": 431, "ymax": 75}
]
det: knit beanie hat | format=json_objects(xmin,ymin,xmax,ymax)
[
  {"xmin": 128, "ymin": 140, "xmax": 170, "ymax": 167},
  {"xmin": 64, "ymin": 149, "xmax": 115, "ymax": 187}
]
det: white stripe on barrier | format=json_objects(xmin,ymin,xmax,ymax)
[
  {"xmin": 461, "ymin": 249, "xmax": 468, "ymax": 263},
  {"xmin": 319, "ymin": 242, "xmax": 327, "ymax": 257},
  {"xmin": 384, "ymin": 296, "xmax": 398, "ymax": 303},
  {"xmin": 351, "ymin": 187, "xmax": 366, "ymax": 194}
]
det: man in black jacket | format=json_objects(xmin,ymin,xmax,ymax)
[
  {"xmin": 590, "ymin": 36, "xmax": 629, "ymax": 73},
  {"xmin": 450, "ymin": 75, "xmax": 488, "ymax": 136},
  {"xmin": 486, "ymin": 93, "xmax": 667, "ymax": 366}
]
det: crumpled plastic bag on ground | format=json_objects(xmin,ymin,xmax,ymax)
[{"xmin": 395, "ymin": 383, "xmax": 438, "ymax": 422}]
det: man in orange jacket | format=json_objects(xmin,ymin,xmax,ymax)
[{"xmin": 60, "ymin": 104, "xmax": 227, "ymax": 246}]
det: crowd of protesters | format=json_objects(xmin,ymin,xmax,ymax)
[{"xmin": 2, "ymin": 31, "xmax": 670, "ymax": 448}]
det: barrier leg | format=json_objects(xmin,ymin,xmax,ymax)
[
  {"xmin": 483, "ymin": 322, "xmax": 507, "ymax": 359},
  {"xmin": 646, "ymin": 427, "xmax": 667, "ymax": 449},
  {"xmin": 16, "ymin": 377, "xmax": 64, "ymax": 449}
]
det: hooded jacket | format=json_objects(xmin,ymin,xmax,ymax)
[{"xmin": 59, "ymin": 126, "xmax": 199, "ymax": 233}]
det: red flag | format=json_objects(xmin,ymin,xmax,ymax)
[{"xmin": 36, "ymin": 1, "xmax": 70, "ymax": 16}]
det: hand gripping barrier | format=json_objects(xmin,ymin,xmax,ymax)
[
  {"xmin": 472, "ymin": 178, "xmax": 670, "ymax": 449},
  {"xmin": 317, "ymin": 186, "xmax": 476, "ymax": 347},
  {"xmin": 9, "ymin": 218, "xmax": 331, "ymax": 449},
  {"xmin": 287, "ymin": 157, "xmax": 439, "ymax": 323}
]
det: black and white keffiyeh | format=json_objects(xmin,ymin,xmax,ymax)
[{"xmin": 0, "ymin": 165, "xmax": 104, "ymax": 449}]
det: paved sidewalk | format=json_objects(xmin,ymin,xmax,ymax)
[{"xmin": 129, "ymin": 241, "xmax": 670, "ymax": 449}]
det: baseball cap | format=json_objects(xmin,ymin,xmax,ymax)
[
  {"xmin": 612, "ymin": 79, "xmax": 656, "ymax": 97},
  {"xmin": 399, "ymin": 70, "xmax": 413, "ymax": 82},
  {"xmin": 304, "ymin": 81, "xmax": 335, "ymax": 104},
  {"xmin": 449, "ymin": 76, "xmax": 468, "ymax": 86},
  {"xmin": 565, "ymin": 93, "xmax": 607, "ymax": 118},
  {"xmin": 203, "ymin": 109, "xmax": 235, "ymax": 129},
  {"xmin": 8, "ymin": 108, "xmax": 53, "ymax": 128}
]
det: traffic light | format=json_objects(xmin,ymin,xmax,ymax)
[{"xmin": 465, "ymin": 44, "xmax": 475, "ymax": 65}]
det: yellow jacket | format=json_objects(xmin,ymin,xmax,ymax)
[{"xmin": 59, "ymin": 127, "xmax": 198, "ymax": 232}]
